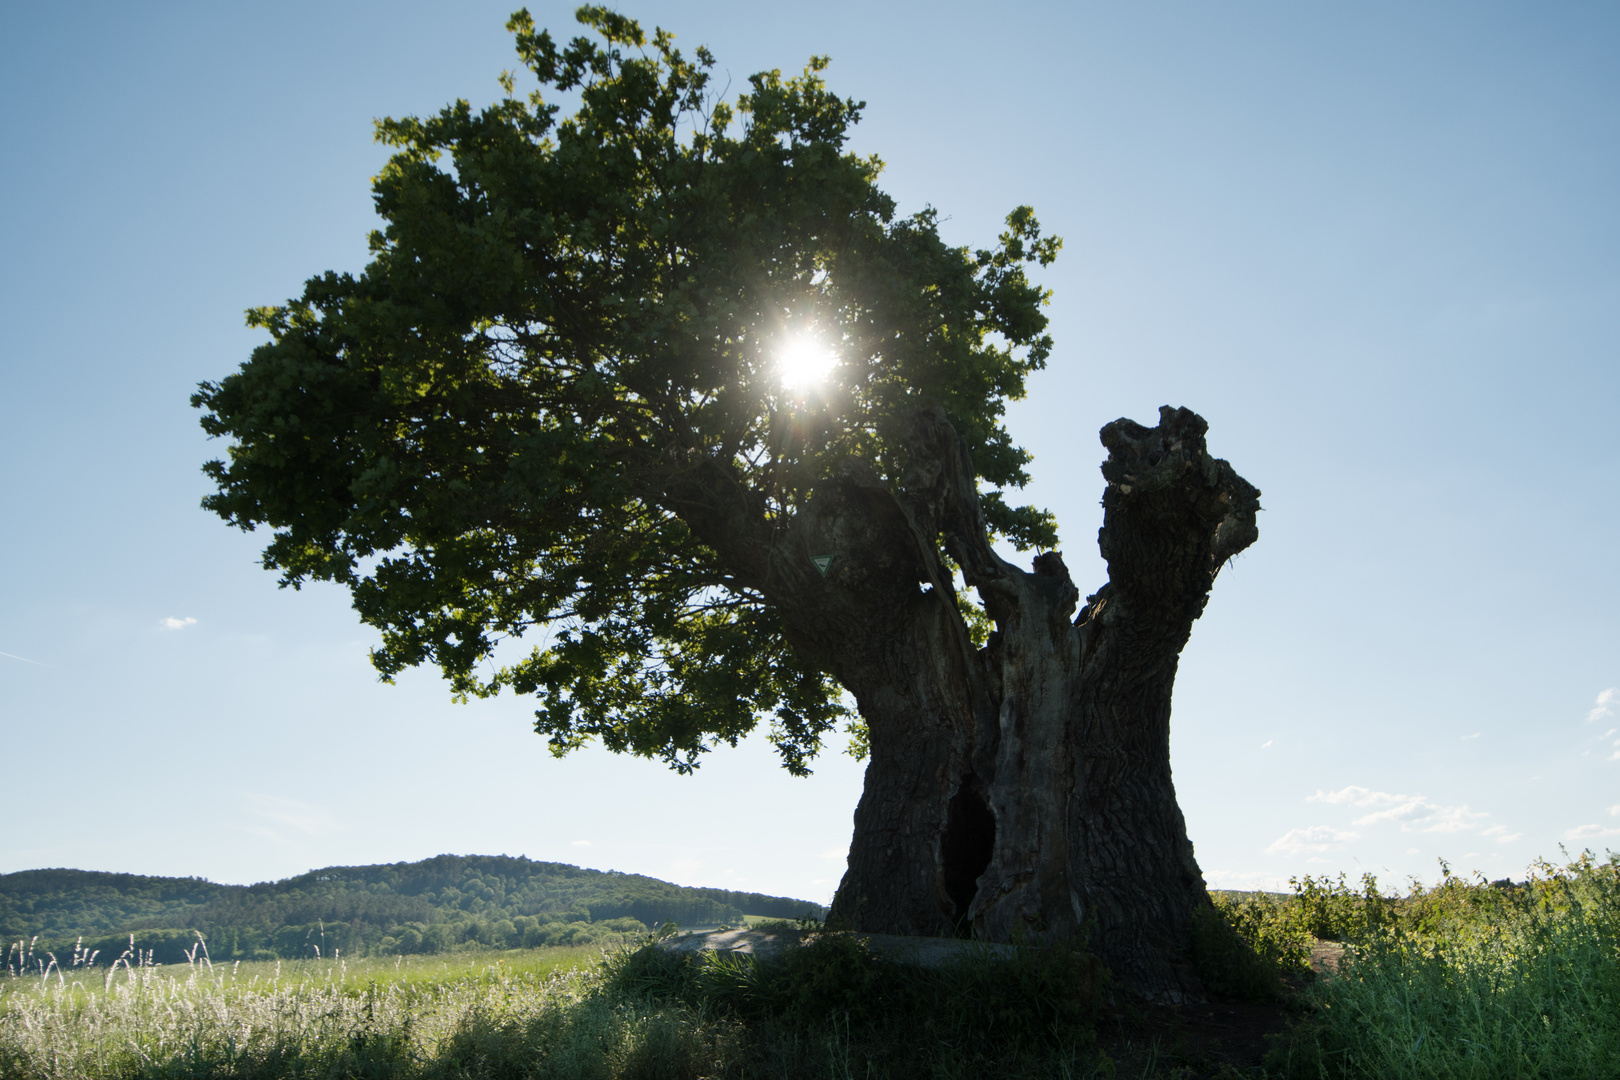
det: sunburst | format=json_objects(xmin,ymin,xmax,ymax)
[{"xmin": 777, "ymin": 336, "xmax": 838, "ymax": 391}]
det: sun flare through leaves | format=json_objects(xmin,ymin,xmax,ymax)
[{"xmin": 776, "ymin": 334, "xmax": 838, "ymax": 393}]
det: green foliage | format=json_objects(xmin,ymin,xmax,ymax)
[
  {"xmin": 0, "ymin": 937, "xmax": 1104, "ymax": 1080},
  {"xmin": 1285, "ymin": 870, "xmax": 1394, "ymax": 942},
  {"xmin": 0, "ymin": 871, "xmax": 227, "ymax": 942},
  {"xmin": 12, "ymin": 858, "xmax": 1613, "ymax": 1078},
  {"xmin": 192, "ymin": 6, "xmax": 1060, "ymax": 774},
  {"xmin": 1, "ymin": 855, "xmax": 824, "ymax": 966},
  {"xmin": 1268, "ymin": 852, "xmax": 1620, "ymax": 1078},
  {"xmin": 1198, "ymin": 857, "xmax": 1620, "ymax": 1075},
  {"xmin": 1192, "ymin": 897, "xmax": 1310, "ymax": 1001},
  {"xmin": 602, "ymin": 933, "xmax": 1103, "ymax": 1073}
]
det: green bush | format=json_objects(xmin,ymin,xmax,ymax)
[
  {"xmin": 1192, "ymin": 898, "xmax": 1310, "ymax": 1000},
  {"xmin": 602, "ymin": 931, "xmax": 1104, "ymax": 1067},
  {"xmin": 1268, "ymin": 852, "xmax": 1620, "ymax": 1079}
]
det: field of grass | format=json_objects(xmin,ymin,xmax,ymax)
[
  {"xmin": 0, "ymin": 943, "xmax": 609, "ymax": 1080},
  {"xmin": 0, "ymin": 931, "xmax": 1106, "ymax": 1079},
  {"xmin": 1, "ymin": 854, "xmax": 1615, "ymax": 1078}
]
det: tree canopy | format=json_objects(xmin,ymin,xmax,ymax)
[{"xmin": 195, "ymin": 6, "xmax": 1059, "ymax": 775}]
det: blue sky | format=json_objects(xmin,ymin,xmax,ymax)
[{"xmin": 2, "ymin": 1, "xmax": 1616, "ymax": 902}]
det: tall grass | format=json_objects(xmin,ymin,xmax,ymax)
[
  {"xmin": 0, "ymin": 946, "xmax": 609, "ymax": 1079},
  {"xmin": 6, "ymin": 855, "xmax": 1614, "ymax": 1078},
  {"xmin": 0, "ymin": 935, "xmax": 1108, "ymax": 1080},
  {"xmin": 1266, "ymin": 851, "xmax": 1620, "ymax": 1079}
]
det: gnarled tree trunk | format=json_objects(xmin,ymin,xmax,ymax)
[{"xmin": 667, "ymin": 405, "xmax": 1259, "ymax": 1002}]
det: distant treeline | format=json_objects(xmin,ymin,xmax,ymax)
[{"xmin": 0, "ymin": 855, "xmax": 826, "ymax": 966}]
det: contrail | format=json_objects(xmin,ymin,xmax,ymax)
[{"xmin": 0, "ymin": 650, "xmax": 44, "ymax": 666}]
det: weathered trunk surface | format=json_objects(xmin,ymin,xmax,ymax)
[{"xmin": 665, "ymin": 405, "xmax": 1259, "ymax": 1001}]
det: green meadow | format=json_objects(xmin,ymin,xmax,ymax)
[{"xmin": 2, "ymin": 852, "xmax": 1616, "ymax": 1078}]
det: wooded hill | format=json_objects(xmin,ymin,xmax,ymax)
[{"xmin": 1, "ymin": 854, "xmax": 825, "ymax": 965}]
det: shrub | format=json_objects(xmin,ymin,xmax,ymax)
[
  {"xmin": 1268, "ymin": 852, "xmax": 1620, "ymax": 1079},
  {"xmin": 602, "ymin": 930, "xmax": 1104, "ymax": 1068},
  {"xmin": 1192, "ymin": 897, "xmax": 1310, "ymax": 1000}
]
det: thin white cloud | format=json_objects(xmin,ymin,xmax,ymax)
[
  {"xmin": 570, "ymin": 839, "xmax": 591, "ymax": 847},
  {"xmin": 1461, "ymin": 732, "xmax": 1481, "ymax": 741},
  {"xmin": 161, "ymin": 616, "xmax": 198, "ymax": 631},
  {"xmin": 1265, "ymin": 826, "xmax": 1358, "ymax": 856},
  {"xmin": 1481, "ymin": 825, "xmax": 1521, "ymax": 844},
  {"xmin": 1406, "ymin": 847, "xmax": 1421, "ymax": 855},
  {"xmin": 1587, "ymin": 688, "xmax": 1619, "ymax": 724},
  {"xmin": 1308, "ymin": 785, "xmax": 1409, "ymax": 807},
  {"xmin": 0, "ymin": 649, "xmax": 44, "ymax": 665},
  {"xmin": 1352, "ymin": 799, "xmax": 1430, "ymax": 826},
  {"xmin": 1565, "ymin": 823, "xmax": 1620, "ymax": 843},
  {"xmin": 1609, "ymin": 805, "xmax": 1620, "ymax": 818},
  {"xmin": 1260, "ymin": 740, "xmax": 1274, "ymax": 748},
  {"xmin": 1352, "ymin": 797, "xmax": 1488, "ymax": 834},
  {"xmin": 1420, "ymin": 804, "xmax": 1491, "ymax": 834},
  {"xmin": 819, "ymin": 847, "xmax": 847, "ymax": 861},
  {"xmin": 240, "ymin": 793, "xmax": 336, "ymax": 845}
]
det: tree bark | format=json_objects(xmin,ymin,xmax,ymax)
[
  {"xmin": 664, "ymin": 405, "xmax": 1259, "ymax": 1002},
  {"xmin": 836, "ymin": 406, "xmax": 1256, "ymax": 1001}
]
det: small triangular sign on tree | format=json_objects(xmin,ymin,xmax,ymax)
[{"xmin": 811, "ymin": 555, "xmax": 834, "ymax": 578}]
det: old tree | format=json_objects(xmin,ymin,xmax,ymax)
[{"xmin": 195, "ymin": 8, "xmax": 1259, "ymax": 1001}]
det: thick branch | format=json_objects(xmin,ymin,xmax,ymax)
[
  {"xmin": 900, "ymin": 407, "xmax": 1018, "ymax": 607},
  {"xmin": 659, "ymin": 445, "xmax": 939, "ymax": 677},
  {"xmin": 1093, "ymin": 405, "xmax": 1260, "ymax": 627},
  {"xmin": 656, "ymin": 449, "xmax": 775, "ymax": 588}
]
